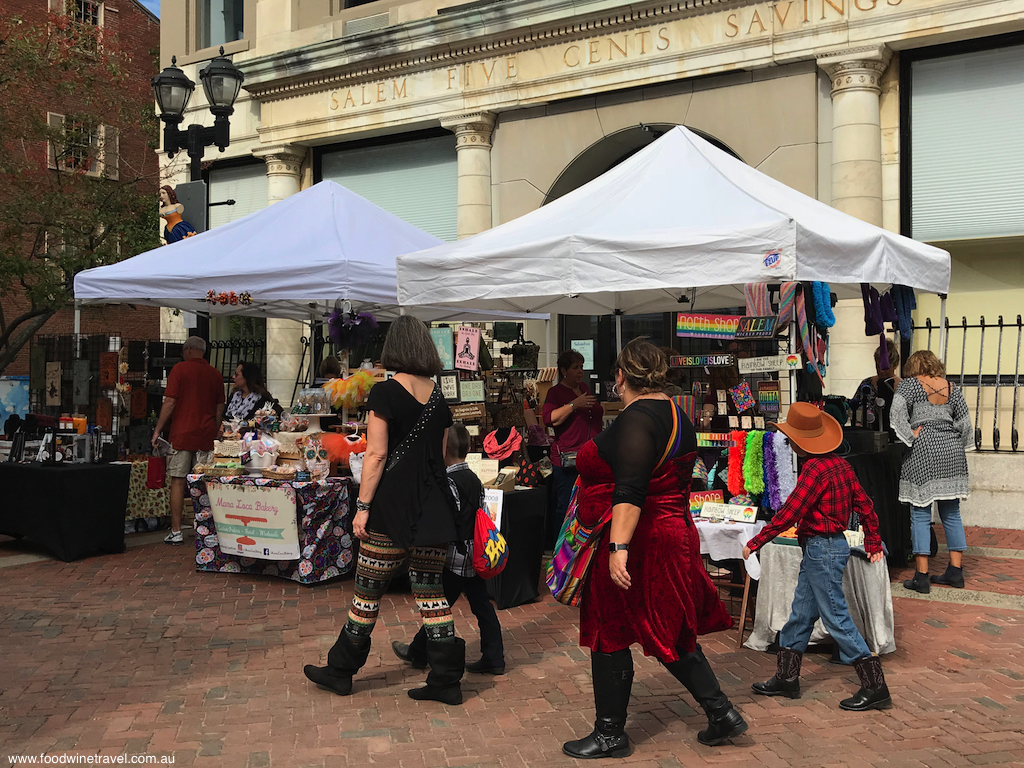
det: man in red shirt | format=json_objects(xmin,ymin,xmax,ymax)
[
  {"xmin": 152, "ymin": 336, "xmax": 225, "ymax": 544},
  {"xmin": 742, "ymin": 402, "xmax": 891, "ymax": 713}
]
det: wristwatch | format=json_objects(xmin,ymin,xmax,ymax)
[
  {"xmin": 608, "ymin": 543, "xmax": 629, "ymax": 553},
  {"xmin": 570, "ymin": 402, "xmax": 576, "ymax": 410}
]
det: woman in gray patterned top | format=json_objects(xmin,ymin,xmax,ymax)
[{"xmin": 890, "ymin": 350, "xmax": 972, "ymax": 593}]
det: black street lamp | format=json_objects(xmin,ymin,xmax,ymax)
[{"xmin": 152, "ymin": 47, "xmax": 245, "ymax": 181}]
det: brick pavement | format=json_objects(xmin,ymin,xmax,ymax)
[{"xmin": 1, "ymin": 529, "xmax": 1023, "ymax": 768}]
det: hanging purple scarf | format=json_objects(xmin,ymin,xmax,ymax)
[{"xmin": 763, "ymin": 431, "xmax": 780, "ymax": 511}]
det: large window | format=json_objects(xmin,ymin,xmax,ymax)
[
  {"xmin": 198, "ymin": 0, "xmax": 245, "ymax": 51},
  {"xmin": 71, "ymin": 0, "xmax": 101, "ymax": 25},
  {"xmin": 909, "ymin": 42, "xmax": 1024, "ymax": 241},
  {"xmin": 46, "ymin": 113, "xmax": 118, "ymax": 179}
]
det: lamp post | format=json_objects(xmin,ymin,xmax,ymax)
[{"xmin": 152, "ymin": 47, "xmax": 245, "ymax": 181}]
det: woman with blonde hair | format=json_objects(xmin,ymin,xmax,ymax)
[{"xmin": 890, "ymin": 350, "xmax": 973, "ymax": 592}]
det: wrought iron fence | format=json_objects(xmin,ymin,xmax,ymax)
[
  {"xmin": 209, "ymin": 338, "xmax": 267, "ymax": 383},
  {"xmin": 907, "ymin": 315, "xmax": 1023, "ymax": 452}
]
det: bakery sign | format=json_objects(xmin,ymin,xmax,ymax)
[{"xmin": 207, "ymin": 483, "xmax": 300, "ymax": 560}]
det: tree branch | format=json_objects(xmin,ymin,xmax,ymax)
[{"xmin": 0, "ymin": 309, "xmax": 52, "ymax": 376}]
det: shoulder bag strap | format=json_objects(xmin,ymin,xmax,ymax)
[{"xmin": 385, "ymin": 385, "xmax": 442, "ymax": 473}]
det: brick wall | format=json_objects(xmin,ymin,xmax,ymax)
[{"xmin": 0, "ymin": 0, "xmax": 161, "ymax": 376}]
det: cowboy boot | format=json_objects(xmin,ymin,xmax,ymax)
[
  {"xmin": 662, "ymin": 644, "xmax": 748, "ymax": 746},
  {"xmin": 408, "ymin": 637, "xmax": 466, "ymax": 705},
  {"xmin": 752, "ymin": 647, "xmax": 802, "ymax": 699},
  {"xmin": 303, "ymin": 629, "xmax": 370, "ymax": 696},
  {"xmin": 840, "ymin": 655, "xmax": 892, "ymax": 712},
  {"xmin": 563, "ymin": 650, "xmax": 633, "ymax": 759}
]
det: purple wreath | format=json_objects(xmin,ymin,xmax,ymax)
[{"xmin": 327, "ymin": 307, "xmax": 378, "ymax": 350}]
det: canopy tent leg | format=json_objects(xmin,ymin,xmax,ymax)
[
  {"xmin": 545, "ymin": 319, "xmax": 552, "ymax": 368},
  {"xmin": 309, "ymin": 313, "xmax": 318, "ymax": 388},
  {"xmin": 937, "ymin": 294, "xmax": 947, "ymax": 363},
  {"xmin": 615, "ymin": 311, "xmax": 623, "ymax": 353}
]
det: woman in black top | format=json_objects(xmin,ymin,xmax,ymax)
[
  {"xmin": 225, "ymin": 361, "xmax": 278, "ymax": 422},
  {"xmin": 303, "ymin": 316, "xmax": 469, "ymax": 705}
]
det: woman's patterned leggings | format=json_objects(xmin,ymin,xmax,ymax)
[{"xmin": 345, "ymin": 529, "xmax": 454, "ymax": 642}]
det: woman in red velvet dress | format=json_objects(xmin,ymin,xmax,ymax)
[{"xmin": 563, "ymin": 339, "xmax": 747, "ymax": 760}]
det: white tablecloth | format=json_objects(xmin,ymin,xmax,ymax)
[
  {"xmin": 744, "ymin": 540, "xmax": 896, "ymax": 655},
  {"xmin": 693, "ymin": 519, "xmax": 766, "ymax": 580}
]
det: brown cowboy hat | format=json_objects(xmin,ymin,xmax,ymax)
[{"xmin": 770, "ymin": 402, "xmax": 843, "ymax": 455}]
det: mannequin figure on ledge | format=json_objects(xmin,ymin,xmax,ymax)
[{"xmin": 159, "ymin": 186, "xmax": 198, "ymax": 244}]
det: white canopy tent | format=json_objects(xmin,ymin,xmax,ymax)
[
  {"xmin": 397, "ymin": 126, "xmax": 951, "ymax": 350},
  {"xmin": 74, "ymin": 180, "xmax": 546, "ymax": 326}
]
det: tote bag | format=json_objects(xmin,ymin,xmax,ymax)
[
  {"xmin": 545, "ymin": 480, "xmax": 612, "ymax": 607},
  {"xmin": 473, "ymin": 508, "xmax": 509, "ymax": 578}
]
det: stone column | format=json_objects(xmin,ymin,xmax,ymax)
[
  {"xmin": 252, "ymin": 144, "xmax": 306, "ymax": 204},
  {"xmin": 817, "ymin": 47, "xmax": 892, "ymax": 398},
  {"xmin": 251, "ymin": 144, "xmax": 308, "ymax": 405},
  {"xmin": 817, "ymin": 46, "xmax": 891, "ymax": 227},
  {"xmin": 440, "ymin": 112, "xmax": 496, "ymax": 239}
]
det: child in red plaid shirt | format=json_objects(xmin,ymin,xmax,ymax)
[{"xmin": 742, "ymin": 403, "xmax": 892, "ymax": 712}]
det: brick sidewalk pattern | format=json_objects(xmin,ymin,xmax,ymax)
[{"xmin": 1, "ymin": 529, "xmax": 1023, "ymax": 767}]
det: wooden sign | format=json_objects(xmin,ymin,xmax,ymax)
[
  {"xmin": 454, "ymin": 326, "xmax": 481, "ymax": 371},
  {"xmin": 734, "ymin": 316, "xmax": 778, "ymax": 339},
  {"xmin": 670, "ymin": 354, "xmax": 735, "ymax": 368},
  {"xmin": 689, "ymin": 490, "xmax": 724, "ymax": 515},
  {"xmin": 95, "ymin": 397, "xmax": 113, "ymax": 432},
  {"xmin": 45, "ymin": 362, "xmax": 62, "ymax": 406},
  {"xmin": 757, "ymin": 380, "xmax": 781, "ymax": 413},
  {"xmin": 676, "ymin": 313, "xmax": 740, "ymax": 340},
  {"xmin": 738, "ymin": 354, "xmax": 802, "ymax": 374},
  {"xmin": 131, "ymin": 387, "xmax": 148, "ymax": 419},
  {"xmin": 450, "ymin": 403, "xmax": 486, "ymax": 422},
  {"xmin": 700, "ymin": 502, "xmax": 758, "ymax": 523},
  {"xmin": 99, "ymin": 352, "xmax": 118, "ymax": 387}
]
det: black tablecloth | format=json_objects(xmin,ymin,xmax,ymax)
[
  {"xmin": 0, "ymin": 463, "xmax": 130, "ymax": 561},
  {"xmin": 846, "ymin": 443, "xmax": 912, "ymax": 563},
  {"xmin": 487, "ymin": 487, "xmax": 547, "ymax": 609}
]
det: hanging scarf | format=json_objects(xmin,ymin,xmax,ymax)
[
  {"xmin": 483, "ymin": 428, "xmax": 522, "ymax": 460},
  {"xmin": 727, "ymin": 430, "xmax": 747, "ymax": 497},
  {"xmin": 763, "ymin": 431, "xmax": 780, "ymax": 511},
  {"xmin": 892, "ymin": 284, "xmax": 917, "ymax": 340},
  {"xmin": 773, "ymin": 432, "xmax": 797, "ymax": 506},
  {"xmin": 744, "ymin": 283, "xmax": 771, "ymax": 316},
  {"xmin": 812, "ymin": 282, "xmax": 835, "ymax": 328},
  {"xmin": 777, "ymin": 282, "xmax": 799, "ymax": 325},
  {"xmin": 861, "ymin": 283, "xmax": 884, "ymax": 336},
  {"xmin": 878, "ymin": 334, "xmax": 890, "ymax": 370},
  {"xmin": 795, "ymin": 284, "xmax": 822, "ymax": 383},
  {"xmin": 743, "ymin": 430, "xmax": 764, "ymax": 496},
  {"xmin": 880, "ymin": 291, "xmax": 898, "ymax": 323}
]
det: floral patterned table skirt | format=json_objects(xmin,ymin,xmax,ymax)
[
  {"xmin": 186, "ymin": 474, "xmax": 354, "ymax": 585},
  {"xmin": 124, "ymin": 460, "xmax": 170, "ymax": 520}
]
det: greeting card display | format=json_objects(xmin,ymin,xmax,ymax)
[
  {"xmin": 729, "ymin": 381, "xmax": 756, "ymax": 413},
  {"xmin": 455, "ymin": 326, "xmax": 481, "ymax": 371}
]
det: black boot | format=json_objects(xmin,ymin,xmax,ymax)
[
  {"xmin": 840, "ymin": 655, "xmax": 892, "ymax": 711},
  {"xmin": 752, "ymin": 647, "xmax": 802, "ymax": 699},
  {"xmin": 662, "ymin": 645, "xmax": 748, "ymax": 746},
  {"xmin": 563, "ymin": 650, "xmax": 633, "ymax": 759},
  {"xmin": 408, "ymin": 637, "xmax": 465, "ymax": 705},
  {"xmin": 303, "ymin": 630, "xmax": 370, "ymax": 696},
  {"xmin": 930, "ymin": 564, "xmax": 964, "ymax": 589},
  {"xmin": 392, "ymin": 640, "xmax": 428, "ymax": 669},
  {"xmin": 903, "ymin": 571, "xmax": 931, "ymax": 594}
]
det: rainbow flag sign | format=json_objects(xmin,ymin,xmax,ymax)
[
  {"xmin": 689, "ymin": 490, "xmax": 724, "ymax": 516},
  {"xmin": 676, "ymin": 313, "xmax": 740, "ymax": 340}
]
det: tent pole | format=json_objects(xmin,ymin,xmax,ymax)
[
  {"xmin": 615, "ymin": 311, "xmax": 623, "ymax": 353},
  {"xmin": 545, "ymin": 319, "xmax": 552, "ymax": 368},
  {"xmin": 309, "ymin": 313, "xmax": 317, "ymax": 388},
  {"xmin": 937, "ymin": 293, "xmax": 947, "ymax": 362},
  {"xmin": 788, "ymin": 318, "xmax": 799, "ymax": 474}
]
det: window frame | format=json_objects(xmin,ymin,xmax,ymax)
[
  {"xmin": 46, "ymin": 112, "xmax": 119, "ymax": 180},
  {"xmin": 179, "ymin": 0, "xmax": 256, "ymax": 66}
]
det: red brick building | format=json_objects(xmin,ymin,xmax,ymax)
[{"xmin": 0, "ymin": 0, "xmax": 161, "ymax": 376}]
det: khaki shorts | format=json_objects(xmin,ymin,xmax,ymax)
[{"xmin": 167, "ymin": 448, "xmax": 214, "ymax": 478}]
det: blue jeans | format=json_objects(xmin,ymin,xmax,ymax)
[
  {"xmin": 911, "ymin": 500, "xmax": 966, "ymax": 556},
  {"xmin": 779, "ymin": 534, "xmax": 871, "ymax": 665}
]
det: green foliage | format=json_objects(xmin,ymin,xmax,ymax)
[{"xmin": 0, "ymin": 12, "xmax": 160, "ymax": 373}]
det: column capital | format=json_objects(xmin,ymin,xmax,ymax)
[
  {"xmin": 252, "ymin": 143, "xmax": 306, "ymax": 176},
  {"xmin": 440, "ymin": 112, "xmax": 496, "ymax": 150},
  {"xmin": 817, "ymin": 45, "xmax": 891, "ymax": 97}
]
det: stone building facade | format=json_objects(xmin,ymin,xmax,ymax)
[{"xmin": 159, "ymin": 0, "xmax": 1023, "ymax": 458}]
